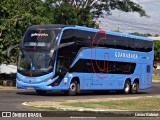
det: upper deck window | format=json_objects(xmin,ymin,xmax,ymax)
[{"xmin": 23, "ymin": 29, "xmax": 60, "ymax": 49}]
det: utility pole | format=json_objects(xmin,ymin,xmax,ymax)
[{"xmin": 118, "ymin": 11, "xmax": 120, "ymax": 31}]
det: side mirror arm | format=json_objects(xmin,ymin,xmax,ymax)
[
  {"xmin": 7, "ymin": 44, "xmax": 20, "ymax": 57},
  {"xmin": 49, "ymin": 42, "xmax": 75, "ymax": 58},
  {"xmin": 58, "ymin": 42, "xmax": 75, "ymax": 49}
]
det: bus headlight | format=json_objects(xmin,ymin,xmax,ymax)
[
  {"xmin": 43, "ymin": 77, "xmax": 52, "ymax": 82},
  {"xmin": 69, "ymin": 73, "xmax": 73, "ymax": 77},
  {"xmin": 64, "ymin": 78, "xmax": 68, "ymax": 83},
  {"xmin": 16, "ymin": 76, "xmax": 23, "ymax": 81}
]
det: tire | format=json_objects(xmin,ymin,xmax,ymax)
[
  {"xmin": 36, "ymin": 90, "xmax": 47, "ymax": 95},
  {"xmin": 131, "ymin": 81, "xmax": 139, "ymax": 94},
  {"xmin": 67, "ymin": 81, "xmax": 78, "ymax": 96},
  {"xmin": 123, "ymin": 80, "xmax": 131, "ymax": 94}
]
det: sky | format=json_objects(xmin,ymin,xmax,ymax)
[{"xmin": 99, "ymin": 0, "xmax": 160, "ymax": 35}]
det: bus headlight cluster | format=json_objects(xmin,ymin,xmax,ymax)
[
  {"xmin": 43, "ymin": 77, "xmax": 52, "ymax": 82},
  {"xmin": 16, "ymin": 76, "xmax": 23, "ymax": 81}
]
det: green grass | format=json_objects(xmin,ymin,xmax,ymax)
[
  {"xmin": 54, "ymin": 99, "xmax": 66, "ymax": 102},
  {"xmin": 63, "ymin": 97, "xmax": 160, "ymax": 111},
  {"xmin": 32, "ymin": 106, "xmax": 62, "ymax": 111},
  {"xmin": 152, "ymin": 74, "xmax": 160, "ymax": 80}
]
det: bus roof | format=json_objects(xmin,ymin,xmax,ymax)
[
  {"xmin": 75, "ymin": 26, "xmax": 153, "ymax": 41},
  {"xmin": 28, "ymin": 24, "xmax": 74, "ymax": 30},
  {"xmin": 27, "ymin": 24, "xmax": 152, "ymax": 42},
  {"xmin": 73, "ymin": 25, "xmax": 153, "ymax": 42}
]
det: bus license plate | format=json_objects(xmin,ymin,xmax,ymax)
[{"xmin": 27, "ymin": 87, "xmax": 34, "ymax": 90}]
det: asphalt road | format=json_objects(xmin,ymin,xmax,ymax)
[{"xmin": 0, "ymin": 82, "xmax": 159, "ymax": 120}]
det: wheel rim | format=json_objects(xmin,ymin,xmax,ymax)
[
  {"xmin": 125, "ymin": 82, "xmax": 130, "ymax": 93},
  {"xmin": 70, "ymin": 83, "xmax": 76, "ymax": 92},
  {"xmin": 132, "ymin": 83, "xmax": 137, "ymax": 91},
  {"xmin": 132, "ymin": 82, "xmax": 139, "ymax": 93}
]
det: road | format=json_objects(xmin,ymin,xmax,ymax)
[{"xmin": 0, "ymin": 82, "xmax": 159, "ymax": 120}]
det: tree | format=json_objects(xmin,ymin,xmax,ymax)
[
  {"xmin": 44, "ymin": 0, "xmax": 95, "ymax": 27},
  {"xmin": 44, "ymin": 0, "xmax": 147, "ymax": 27},
  {"xmin": 154, "ymin": 40, "xmax": 160, "ymax": 60},
  {"xmin": 112, "ymin": 29, "xmax": 122, "ymax": 33},
  {"xmin": 0, "ymin": 0, "xmax": 53, "ymax": 64},
  {"xmin": 130, "ymin": 32, "xmax": 152, "ymax": 37}
]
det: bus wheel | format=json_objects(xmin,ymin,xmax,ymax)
[
  {"xmin": 36, "ymin": 90, "xmax": 47, "ymax": 95},
  {"xmin": 68, "ymin": 81, "xmax": 78, "ymax": 96},
  {"xmin": 131, "ymin": 81, "xmax": 139, "ymax": 94},
  {"xmin": 123, "ymin": 80, "xmax": 131, "ymax": 94}
]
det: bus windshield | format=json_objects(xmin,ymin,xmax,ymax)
[
  {"xmin": 23, "ymin": 29, "xmax": 60, "ymax": 49},
  {"xmin": 17, "ymin": 51, "xmax": 53, "ymax": 76}
]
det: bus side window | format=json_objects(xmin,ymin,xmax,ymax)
[{"xmin": 84, "ymin": 60, "xmax": 92, "ymax": 73}]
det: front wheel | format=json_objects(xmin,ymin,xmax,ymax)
[
  {"xmin": 67, "ymin": 81, "xmax": 78, "ymax": 96},
  {"xmin": 131, "ymin": 81, "xmax": 139, "ymax": 94},
  {"xmin": 36, "ymin": 90, "xmax": 47, "ymax": 96},
  {"xmin": 123, "ymin": 80, "xmax": 131, "ymax": 94}
]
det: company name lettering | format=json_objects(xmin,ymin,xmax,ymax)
[
  {"xmin": 115, "ymin": 52, "xmax": 138, "ymax": 59},
  {"xmin": 31, "ymin": 33, "xmax": 48, "ymax": 37},
  {"xmin": 24, "ymin": 42, "xmax": 46, "ymax": 47}
]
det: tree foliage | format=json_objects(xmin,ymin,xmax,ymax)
[
  {"xmin": 154, "ymin": 41, "xmax": 160, "ymax": 60},
  {"xmin": 130, "ymin": 32, "xmax": 152, "ymax": 37},
  {"xmin": 44, "ymin": 0, "xmax": 147, "ymax": 27},
  {"xmin": 0, "ymin": 0, "xmax": 53, "ymax": 63}
]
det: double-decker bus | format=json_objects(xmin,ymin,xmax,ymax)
[{"xmin": 8, "ymin": 25, "xmax": 154, "ymax": 95}]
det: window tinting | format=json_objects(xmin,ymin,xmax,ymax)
[
  {"xmin": 60, "ymin": 29, "xmax": 153, "ymax": 52},
  {"xmin": 69, "ymin": 59, "xmax": 136, "ymax": 74}
]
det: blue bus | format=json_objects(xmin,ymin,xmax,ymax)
[{"xmin": 8, "ymin": 25, "xmax": 154, "ymax": 95}]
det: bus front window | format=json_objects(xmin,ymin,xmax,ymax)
[
  {"xmin": 18, "ymin": 51, "xmax": 53, "ymax": 76},
  {"xmin": 23, "ymin": 29, "xmax": 59, "ymax": 49}
]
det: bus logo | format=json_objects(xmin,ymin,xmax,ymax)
[{"xmin": 91, "ymin": 30, "xmax": 109, "ymax": 79}]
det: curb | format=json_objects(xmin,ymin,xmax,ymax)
[
  {"xmin": 22, "ymin": 102, "xmax": 125, "ymax": 112},
  {"xmin": 153, "ymin": 80, "xmax": 160, "ymax": 83},
  {"xmin": 0, "ymin": 86, "xmax": 17, "ymax": 90}
]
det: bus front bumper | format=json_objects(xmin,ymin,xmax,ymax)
[{"xmin": 16, "ymin": 77, "xmax": 69, "ymax": 91}]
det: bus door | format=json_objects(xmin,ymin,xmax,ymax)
[
  {"xmin": 83, "ymin": 73, "xmax": 92, "ymax": 88},
  {"xmin": 83, "ymin": 60, "xmax": 92, "ymax": 88}
]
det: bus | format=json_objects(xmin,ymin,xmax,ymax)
[{"xmin": 8, "ymin": 24, "xmax": 154, "ymax": 95}]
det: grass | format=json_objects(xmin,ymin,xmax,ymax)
[
  {"xmin": 54, "ymin": 99, "xmax": 66, "ymax": 102},
  {"xmin": 32, "ymin": 106, "xmax": 62, "ymax": 111},
  {"xmin": 152, "ymin": 74, "xmax": 160, "ymax": 80},
  {"xmin": 63, "ymin": 97, "xmax": 160, "ymax": 111}
]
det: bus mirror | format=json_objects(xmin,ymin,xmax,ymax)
[
  {"xmin": 58, "ymin": 42, "xmax": 75, "ymax": 49},
  {"xmin": 50, "ymin": 49, "xmax": 55, "ymax": 58},
  {"xmin": 50, "ymin": 42, "xmax": 75, "ymax": 58},
  {"xmin": 7, "ymin": 44, "xmax": 20, "ymax": 57}
]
